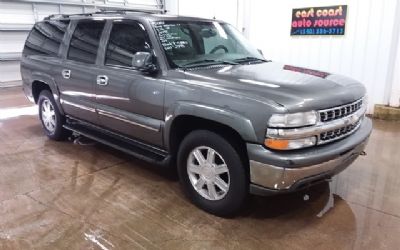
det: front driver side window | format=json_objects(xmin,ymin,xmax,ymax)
[{"xmin": 105, "ymin": 21, "xmax": 151, "ymax": 68}]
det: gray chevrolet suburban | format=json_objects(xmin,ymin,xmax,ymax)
[{"xmin": 21, "ymin": 10, "xmax": 372, "ymax": 217}]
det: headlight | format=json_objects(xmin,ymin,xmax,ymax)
[
  {"xmin": 264, "ymin": 136, "xmax": 317, "ymax": 150},
  {"xmin": 363, "ymin": 95, "xmax": 368, "ymax": 113},
  {"xmin": 268, "ymin": 111, "xmax": 318, "ymax": 128}
]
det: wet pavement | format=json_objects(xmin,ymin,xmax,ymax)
[{"xmin": 0, "ymin": 86, "xmax": 399, "ymax": 249}]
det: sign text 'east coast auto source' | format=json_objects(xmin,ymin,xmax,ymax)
[{"xmin": 291, "ymin": 5, "xmax": 347, "ymax": 36}]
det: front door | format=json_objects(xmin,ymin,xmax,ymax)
[
  {"xmin": 58, "ymin": 19, "xmax": 106, "ymax": 123},
  {"xmin": 94, "ymin": 20, "xmax": 165, "ymax": 147}
]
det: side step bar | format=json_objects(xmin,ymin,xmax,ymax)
[{"xmin": 63, "ymin": 121, "xmax": 171, "ymax": 167}]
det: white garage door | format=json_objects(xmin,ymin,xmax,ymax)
[{"xmin": 0, "ymin": 0, "xmax": 164, "ymax": 85}]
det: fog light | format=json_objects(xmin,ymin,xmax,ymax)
[{"xmin": 265, "ymin": 136, "xmax": 317, "ymax": 150}]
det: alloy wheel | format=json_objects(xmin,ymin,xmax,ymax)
[
  {"xmin": 187, "ymin": 146, "xmax": 230, "ymax": 201},
  {"xmin": 41, "ymin": 99, "xmax": 56, "ymax": 133}
]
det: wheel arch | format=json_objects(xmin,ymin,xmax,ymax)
[
  {"xmin": 31, "ymin": 73, "xmax": 64, "ymax": 115},
  {"xmin": 32, "ymin": 80, "xmax": 51, "ymax": 103},
  {"xmin": 164, "ymin": 102, "xmax": 257, "ymax": 167}
]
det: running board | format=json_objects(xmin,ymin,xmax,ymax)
[{"xmin": 63, "ymin": 121, "xmax": 171, "ymax": 167}]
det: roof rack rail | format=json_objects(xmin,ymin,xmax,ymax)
[
  {"xmin": 95, "ymin": 8, "xmax": 164, "ymax": 14},
  {"xmin": 44, "ymin": 14, "xmax": 70, "ymax": 20},
  {"xmin": 97, "ymin": 9, "xmax": 148, "ymax": 13},
  {"xmin": 44, "ymin": 8, "xmax": 164, "ymax": 20},
  {"xmin": 44, "ymin": 13, "xmax": 93, "ymax": 20}
]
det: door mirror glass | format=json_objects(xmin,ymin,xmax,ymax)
[
  {"xmin": 131, "ymin": 52, "xmax": 157, "ymax": 73},
  {"xmin": 131, "ymin": 52, "xmax": 151, "ymax": 68}
]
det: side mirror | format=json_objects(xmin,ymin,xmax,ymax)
[{"xmin": 131, "ymin": 52, "xmax": 157, "ymax": 73}]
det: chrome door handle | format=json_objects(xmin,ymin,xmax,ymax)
[
  {"xmin": 62, "ymin": 69, "xmax": 71, "ymax": 79},
  {"xmin": 96, "ymin": 75, "xmax": 109, "ymax": 86}
]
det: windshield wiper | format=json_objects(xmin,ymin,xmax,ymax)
[
  {"xmin": 181, "ymin": 59, "xmax": 238, "ymax": 68},
  {"xmin": 233, "ymin": 57, "xmax": 269, "ymax": 64}
]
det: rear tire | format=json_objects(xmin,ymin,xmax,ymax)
[
  {"xmin": 38, "ymin": 90, "xmax": 70, "ymax": 141},
  {"xmin": 177, "ymin": 130, "xmax": 248, "ymax": 217}
]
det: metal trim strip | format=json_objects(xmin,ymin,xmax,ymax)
[
  {"xmin": 98, "ymin": 109, "xmax": 159, "ymax": 132},
  {"xmin": 61, "ymin": 99, "xmax": 96, "ymax": 112}
]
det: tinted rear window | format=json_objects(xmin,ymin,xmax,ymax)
[
  {"xmin": 67, "ymin": 20, "xmax": 105, "ymax": 64},
  {"xmin": 23, "ymin": 20, "xmax": 69, "ymax": 57}
]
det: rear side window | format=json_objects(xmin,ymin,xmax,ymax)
[
  {"xmin": 105, "ymin": 21, "xmax": 151, "ymax": 68},
  {"xmin": 67, "ymin": 20, "xmax": 105, "ymax": 64},
  {"xmin": 23, "ymin": 20, "xmax": 69, "ymax": 57}
]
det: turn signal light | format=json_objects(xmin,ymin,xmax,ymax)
[
  {"xmin": 265, "ymin": 139, "xmax": 289, "ymax": 150},
  {"xmin": 265, "ymin": 136, "xmax": 317, "ymax": 150}
]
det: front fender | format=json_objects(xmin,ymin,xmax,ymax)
[{"xmin": 164, "ymin": 101, "xmax": 258, "ymax": 150}]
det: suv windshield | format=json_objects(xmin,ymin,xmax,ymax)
[{"xmin": 152, "ymin": 20, "xmax": 265, "ymax": 68}]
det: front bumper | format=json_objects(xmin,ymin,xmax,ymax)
[{"xmin": 248, "ymin": 117, "xmax": 372, "ymax": 195}]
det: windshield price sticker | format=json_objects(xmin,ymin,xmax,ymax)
[
  {"xmin": 153, "ymin": 22, "xmax": 187, "ymax": 51},
  {"xmin": 291, "ymin": 5, "xmax": 347, "ymax": 36}
]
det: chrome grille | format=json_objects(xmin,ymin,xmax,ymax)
[
  {"xmin": 319, "ymin": 98, "xmax": 363, "ymax": 123},
  {"xmin": 319, "ymin": 119, "xmax": 362, "ymax": 144},
  {"xmin": 265, "ymin": 96, "xmax": 367, "ymax": 149}
]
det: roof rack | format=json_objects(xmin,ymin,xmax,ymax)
[
  {"xmin": 44, "ymin": 14, "xmax": 71, "ymax": 20},
  {"xmin": 96, "ymin": 9, "xmax": 161, "ymax": 14},
  {"xmin": 44, "ymin": 8, "xmax": 164, "ymax": 20},
  {"xmin": 44, "ymin": 13, "xmax": 92, "ymax": 20}
]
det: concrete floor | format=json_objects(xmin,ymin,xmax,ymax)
[{"xmin": 0, "ymin": 86, "xmax": 399, "ymax": 250}]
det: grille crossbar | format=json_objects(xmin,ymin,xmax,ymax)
[
  {"xmin": 319, "ymin": 119, "xmax": 362, "ymax": 144},
  {"xmin": 319, "ymin": 98, "xmax": 363, "ymax": 123}
]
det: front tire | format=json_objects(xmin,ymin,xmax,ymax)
[
  {"xmin": 177, "ymin": 130, "xmax": 248, "ymax": 217},
  {"xmin": 38, "ymin": 90, "xmax": 70, "ymax": 140}
]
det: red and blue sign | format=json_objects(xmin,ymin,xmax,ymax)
[{"xmin": 291, "ymin": 5, "xmax": 347, "ymax": 36}]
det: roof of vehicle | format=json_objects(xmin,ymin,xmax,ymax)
[{"xmin": 44, "ymin": 10, "xmax": 224, "ymax": 23}]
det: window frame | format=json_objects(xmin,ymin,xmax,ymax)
[
  {"xmin": 102, "ymin": 19, "xmax": 154, "ymax": 71},
  {"xmin": 23, "ymin": 19, "xmax": 70, "ymax": 58},
  {"xmin": 65, "ymin": 19, "xmax": 106, "ymax": 65}
]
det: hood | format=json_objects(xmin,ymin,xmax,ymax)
[{"xmin": 181, "ymin": 62, "xmax": 366, "ymax": 112}]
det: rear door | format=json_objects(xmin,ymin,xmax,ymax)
[
  {"xmin": 57, "ymin": 19, "xmax": 106, "ymax": 123},
  {"xmin": 94, "ymin": 19, "xmax": 165, "ymax": 147}
]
